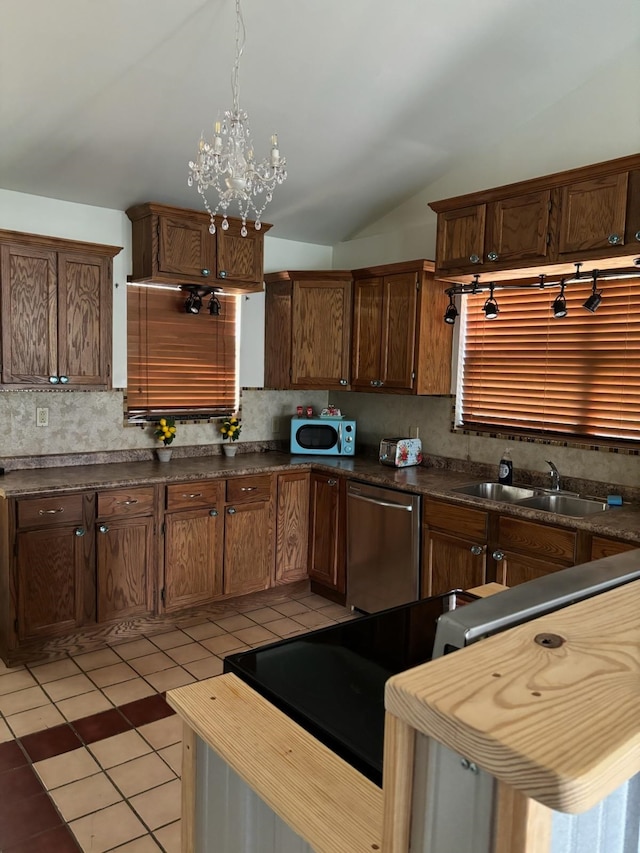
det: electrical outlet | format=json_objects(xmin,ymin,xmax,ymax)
[
  {"xmin": 36, "ymin": 407, "xmax": 49, "ymax": 427},
  {"xmin": 271, "ymin": 417, "xmax": 280, "ymax": 435},
  {"xmin": 409, "ymin": 425, "xmax": 419, "ymax": 438}
]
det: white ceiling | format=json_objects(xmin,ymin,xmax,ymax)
[{"xmin": 1, "ymin": 0, "xmax": 638, "ymax": 245}]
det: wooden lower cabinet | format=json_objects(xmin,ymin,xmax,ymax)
[
  {"xmin": 590, "ymin": 535, "xmax": 637, "ymax": 560},
  {"xmin": 223, "ymin": 498, "xmax": 274, "ymax": 596},
  {"xmin": 493, "ymin": 517, "xmax": 576, "ymax": 587},
  {"xmin": 422, "ymin": 499, "xmax": 488, "ymax": 597},
  {"xmin": 275, "ymin": 472, "xmax": 310, "ymax": 585},
  {"xmin": 308, "ymin": 473, "xmax": 345, "ymax": 595},
  {"xmin": 97, "ymin": 517, "xmax": 155, "ymax": 622}
]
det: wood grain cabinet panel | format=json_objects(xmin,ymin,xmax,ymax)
[
  {"xmin": 590, "ymin": 535, "xmax": 637, "ymax": 561},
  {"xmin": 96, "ymin": 516, "xmax": 155, "ymax": 622},
  {"xmin": 164, "ymin": 508, "xmax": 224, "ymax": 612},
  {"xmin": 486, "ymin": 190, "xmax": 551, "ymax": 267},
  {"xmin": 223, "ymin": 499, "xmax": 274, "ymax": 596},
  {"xmin": 494, "ymin": 517, "xmax": 576, "ymax": 587},
  {"xmin": 308, "ymin": 473, "xmax": 345, "ymax": 594},
  {"xmin": 217, "ymin": 226, "xmax": 264, "ymax": 284},
  {"xmin": 557, "ymin": 172, "xmax": 629, "ymax": 257},
  {"xmin": 435, "ymin": 204, "xmax": 487, "ymax": 272},
  {"xmin": 275, "ymin": 471, "xmax": 310, "ymax": 585},
  {"xmin": 422, "ymin": 499, "xmax": 488, "ymax": 597}
]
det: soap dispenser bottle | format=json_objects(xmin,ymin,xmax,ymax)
[{"xmin": 498, "ymin": 448, "xmax": 513, "ymax": 485}]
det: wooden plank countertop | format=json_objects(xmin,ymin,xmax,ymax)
[
  {"xmin": 385, "ymin": 577, "xmax": 640, "ymax": 815},
  {"xmin": 167, "ymin": 673, "xmax": 383, "ymax": 853}
]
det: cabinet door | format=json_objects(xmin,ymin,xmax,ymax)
[
  {"xmin": 557, "ymin": 172, "xmax": 629, "ymax": 257},
  {"xmin": 158, "ymin": 214, "xmax": 215, "ymax": 278},
  {"xmin": 224, "ymin": 500, "xmax": 274, "ymax": 596},
  {"xmin": 164, "ymin": 508, "xmax": 223, "ymax": 612},
  {"xmin": 308, "ymin": 474, "xmax": 344, "ymax": 592},
  {"xmin": 16, "ymin": 525, "xmax": 89, "ymax": 640},
  {"xmin": 435, "ymin": 204, "xmax": 486, "ymax": 272},
  {"xmin": 58, "ymin": 252, "xmax": 111, "ymax": 387},
  {"xmin": 351, "ymin": 276, "xmax": 383, "ymax": 390},
  {"xmin": 0, "ymin": 243, "xmax": 58, "ymax": 385},
  {"xmin": 291, "ymin": 280, "xmax": 352, "ymax": 389},
  {"xmin": 217, "ymin": 227, "xmax": 263, "ymax": 285},
  {"xmin": 275, "ymin": 472, "xmax": 310, "ymax": 585},
  {"xmin": 496, "ymin": 550, "xmax": 565, "ymax": 587},
  {"xmin": 422, "ymin": 529, "xmax": 486, "ymax": 597},
  {"xmin": 379, "ymin": 272, "xmax": 418, "ymax": 390},
  {"xmin": 486, "ymin": 190, "xmax": 551, "ymax": 267},
  {"xmin": 590, "ymin": 536, "xmax": 637, "ymax": 560},
  {"xmin": 96, "ymin": 517, "xmax": 154, "ymax": 622}
]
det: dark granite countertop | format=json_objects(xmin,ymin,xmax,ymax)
[{"xmin": 1, "ymin": 451, "xmax": 639, "ymax": 545}]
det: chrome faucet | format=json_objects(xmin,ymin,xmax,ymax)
[{"xmin": 546, "ymin": 460, "xmax": 561, "ymax": 491}]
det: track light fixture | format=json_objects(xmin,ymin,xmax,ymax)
[
  {"xmin": 482, "ymin": 283, "xmax": 499, "ymax": 319},
  {"xmin": 180, "ymin": 285, "xmax": 223, "ymax": 316},
  {"xmin": 444, "ymin": 293, "xmax": 458, "ymax": 325},
  {"xmin": 582, "ymin": 270, "xmax": 602, "ymax": 313},
  {"xmin": 552, "ymin": 280, "xmax": 568, "ymax": 318}
]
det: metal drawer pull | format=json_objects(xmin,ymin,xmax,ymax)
[
  {"xmin": 182, "ymin": 493, "xmax": 203, "ymax": 499},
  {"xmin": 99, "ymin": 524, "xmax": 109, "ymax": 534},
  {"xmin": 116, "ymin": 499, "xmax": 139, "ymax": 506},
  {"xmin": 74, "ymin": 527, "xmax": 86, "ymax": 537},
  {"xmin": 209, "ymin": 509, "xmax": 218, "ymax": 517},
  {"xmin": 492, "ymin": 549, "xmax": 505, "ymax": 562},
  {"xmin": 39, "ymin": 507, "xmax": 64, "ymax": 515},
  {"xmin": 470, "ymin": 544, "xmax": 485, "ymax": 555},
  {"xmin": 227, "ymin": 507, "xmax": 236, "ymax": 514},
  {"xmin": 327, "ymin": 479, "xmax": 337, "ymax": 486},
  {"xmin": 240, "ymin": 486, "xmax": 256, "ymax": 491}
]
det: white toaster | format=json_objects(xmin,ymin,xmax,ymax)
[{"xmin": 379, "ymin": 437, "xmax": 423, "ymax": 468}]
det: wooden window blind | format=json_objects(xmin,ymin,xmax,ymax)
[
  {"xmin": 127, "ymin": 285, "xmax": 237, "ymax": 415},
  {"xmin": 459, "ymin": 277, "xmax": 640, "ymax": 443}
]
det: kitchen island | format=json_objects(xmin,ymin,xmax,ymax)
[{"xmin": 168, "ymin": 558, "xmax": 640, "ymax": 853}]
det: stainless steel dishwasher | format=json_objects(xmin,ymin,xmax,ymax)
[{"xmin": 346, "ymin": 480, "xmax": 421, "ymax": 613}]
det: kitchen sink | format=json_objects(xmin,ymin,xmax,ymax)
[
  {"xmin": 452, "ymin": 482, "xmax": 538, "ymax": 502},
  {"xmin": 516, "ymin": 494, "xmax": 609, "ymax": 517}
]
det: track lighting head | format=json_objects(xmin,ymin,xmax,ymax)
[
  {"xmin": 483, "ymin": 284, "xmax": 499, "ymax": 320},
  {"xmin": 444, "ymin": 294, "xmax": 458, "ymax": 325},
  {"xmin": 552, "ymin": 281, "xmax": 568, "ymax": 318},
  {"xmin": 185, "ymin": 292, "xmax": 202, "ymax": 314},
  {"xmin": 208, "ymin": 295, "xmax": 221, "ymax": 316},
  {"xmin": 181, "ymin": 285, "xmax": 222, "ymax": 316},
  {"xmin": 583, "ymin": 271, "xmax": 602, "ymax": 313}
]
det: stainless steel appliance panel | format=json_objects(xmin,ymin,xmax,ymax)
[{"xmin": 346, "ymin": 480, "xmax": 421, "ymax": 613}]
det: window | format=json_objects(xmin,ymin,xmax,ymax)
[
  {"xmin": 127, "ymin": 284, "xmax": 238, "ymax": 418},
  {"xmin": 457, "ymin": 276, "xmax": 640, "ymax": 444}
]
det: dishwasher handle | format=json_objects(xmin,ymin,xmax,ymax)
[{"xmin": 348, "ymin": 491, "xmax": 413, "ymax": 511}]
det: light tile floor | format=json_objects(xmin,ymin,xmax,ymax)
[{"xmin": 0, "ymin": 582, "xmax": 354, "ymax": 852}]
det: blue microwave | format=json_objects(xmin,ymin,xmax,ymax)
[{"xmin": 290, "ymin": 417, "xmax": 356, "ymax": 456}]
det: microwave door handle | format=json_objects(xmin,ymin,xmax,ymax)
[{"xmin": 337, "ymin": 422, "xmax": 342, "ymax": 453}]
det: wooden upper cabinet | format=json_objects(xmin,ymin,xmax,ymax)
[
  {"xmin": 263, "ymin": 271, "xmax": 352, "ymax": 391},
  {"xmin": 351, "ymin": 261, "xmax": 453, "ymax": 395},
  {"xmin": 430, "ymin": 153, "xmax": 640, "ymax": 279},
  {"xmin": 0, "ymin": 231, "xmax": 119, "ymax": 389},
  {"xmin": 126, "ymin": 202, "xmax": 271, "ymax": 293}
]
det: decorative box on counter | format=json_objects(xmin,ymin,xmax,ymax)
[{"xmin": 379, "ymin": 437, "xmax": 423, "ymax": 468}]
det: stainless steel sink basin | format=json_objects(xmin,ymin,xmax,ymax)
[
  {"xmin": 452, "ymin": 482, "xmax": 538, "ymax": 502},
  {"xmin": 516, "ymin": 494, "xmax": 609, "ymax": 517}
]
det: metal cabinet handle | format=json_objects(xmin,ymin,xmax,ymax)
[
  {"xmin": 327, "ymin": 479, "xmax": 337, "ymax": 486},
  {"xmin": 116, "ymin": 499, "xmax": 139, "ymax": 506},
  {"xmin": 492, "ymin": 549, "xmax": 505, "ymax": 562},
  {"xmin": 209, "ymin": 509, "xmax": 218, "ymax": 517},
  {"xmin": 181, "ymin": 493, "xmax": 203, "ymax": 499},
  {"xmin": 470, "ymin": 544, "xmax": 485, "ymax": 555},
  {"xmin": 487, "ymin": 251, "xmax": 499, "ymax": 262},
  {"xmin": 219, "ymin": 270, "xmax": 227, "ymax": 279},
  {"xmin": 201, "ymin": 268, "xmax": 210, "ymax": 276},
  {"xmin": 99, "ymin": 524, "xmax": 109, "ymax": 534},
  {"xmin": 635, "ymin": 231, "xmax": 640, "ymax": 242},
  {"xmin": 49, "ymin": 376, "xmax": 59, "ymax": 384},
  {"xmin": 227, "ymin": 507, "xmax": 236, "ymax": 514},
  {"xmin": 240, "ymin": 487, "xmax": 256, "ymax": 492},
  {"xmin": 39, "ymin": 507, "xmax": 64, "ymax": 515},
  {"xmin": 469, "ymin": 254, "xmax": 481, "ymax": 264},
  {"xmin": 59, "ymin": 375, "xmax": 69, "ymax": 384},
  {"xmin": 339, "ymin": 379, "xmax": 348, "ymax": 385},
  {"xmin": 608, "ymin": 234, "xmax": 621, "ymax": 245},
  {"xmin": 74, "ymin": 527, "xmax": 86, "ymax": 537}
]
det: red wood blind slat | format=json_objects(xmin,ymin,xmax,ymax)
[{"xmin": 460, "ymin": 278, "xmax": 640, "ymax": 442}]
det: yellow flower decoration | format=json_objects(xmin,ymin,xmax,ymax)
[
  {"xmin": 220, "ymin": 415, "xmax": 242, "ymax": 442},
  {"xmin": 154, "ymin": 417, "xmax": 176, "ymax": 446}
]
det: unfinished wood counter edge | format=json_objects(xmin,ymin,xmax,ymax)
[
  {"xmin": 385, "ymin": 577, "xmax": 640, "ymax": 814},
  {"xmin": 167, "ymin": 673, "xmax": 383, "ymax": 853}
]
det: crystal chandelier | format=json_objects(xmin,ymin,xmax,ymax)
[{"xmin": 188, "ymin": 0, "xmax": 287, "ymax": 237}]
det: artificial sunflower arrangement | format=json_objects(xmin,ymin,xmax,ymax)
[
  {"xmin": 154, "ymin": 417, "xmax": 177, "ymax": 446},
  {"xmin": 220, "ymin": 415, "xmax": 242, "ymax": 442}
]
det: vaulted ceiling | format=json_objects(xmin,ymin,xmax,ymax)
[{"xmin": 1, "ymin": 0, "xmax": 638, "ymax": 245}]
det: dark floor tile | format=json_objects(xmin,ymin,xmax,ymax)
[
  {"xmin": 19, "ymin": 723, "xmax": 82, "ymax": 763},
  {"xmin": 0, "ymin": 790, "xmax": 62, "ymax": 848},
  {"xmin": 119, "ymin": 692, "xmax": 175, "ymax": 727},
  {"xmin": 72, "ymin": 707, "xmax": 131, "ymax": 744},
  {"xmin": 0, "ymin": 740, "xmax": 28, "ymax": 773},
  {"xmin": 0, "ymin": 764, "xmax": 45, "ymax": 805},
  {"xmin": 3, "ymin": 824, "xmax": 82, "ymax": 853}
]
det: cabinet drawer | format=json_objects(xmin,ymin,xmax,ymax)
[
  {"xmin": 98, "ymin": 487, "xmax": 155, "ymax": 519},
  {"xmin": 166, "ymin": 481, "xmax": 222, "ymax": 511},
  {"xmin": 498, "ymin": 516, "xmax": 576, "ymax": 562},
  {"xmin": 590, "ymin": 535, "xmax": 637, "ymax": 560},
  {"xmin": 17, "ymin": 494, "xmax": 84, "ymax": 528},
  {"xmin": 424, "ymin": 498, "xmax": 488, "ymax": 541},
  {"xmin": 226, "ymin": 475, "xmax": 273, "ymax": 504}
]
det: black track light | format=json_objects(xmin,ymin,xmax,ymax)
[
  {"xmin": 444, "ymin": 294, "xmax": 458, "ymax": 325},
  {"xmin": 552, "ymin": 281, "xmax": 568, "ymax": 318},
  {"xmin": 482, "ymin": 283, "xmax": 499, "ymax": 320},
  {"xmin": 185, "ymin": 293, "xmax": 202, "ymax": 314},
  {"xmin": 208, "ymin": 295, "xmax": 221, "ymax": 316},
  {"xmin": 583, "ymin": 271, "xmax": 602, "ymax": 313}
]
